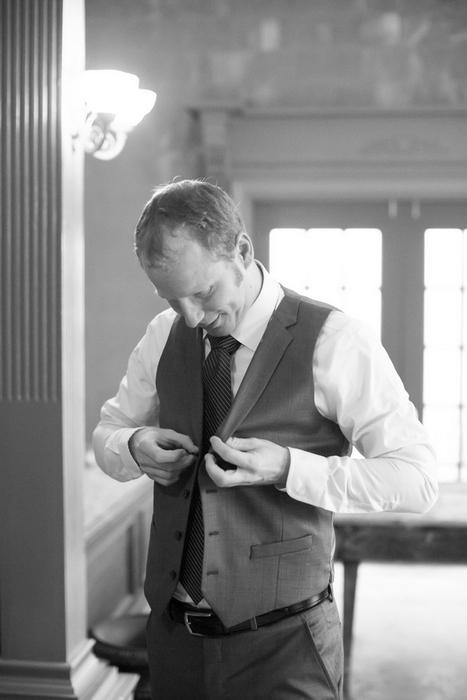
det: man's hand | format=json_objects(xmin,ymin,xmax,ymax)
[
  {"xmin": 129, "ymin": 427, "xmax": 198, "ymax": 486},
  {"xmin": 205, "ymin": 436, "xmax": 290, "ymax": 488}
]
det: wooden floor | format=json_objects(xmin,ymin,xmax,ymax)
[{"xmin": 332, "ymin": 562, "xmax": 467, "ymax": 700}]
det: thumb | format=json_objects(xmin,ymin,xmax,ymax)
[
  {"xmin": 210, "ymin": 435, "xmax": 246, "ymax": 451},
  {"xmin": 224, "ymin": 436, "xmax": 258, "ymax": 452}
]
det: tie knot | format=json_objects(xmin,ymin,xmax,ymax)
[{"xmin": 207, "ymin": 334, "xmax": 241, "ymax": 355}]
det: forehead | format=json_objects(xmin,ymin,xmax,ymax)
[{"xmin": 145, "ymin": 236, "xmax": 224, "ymax": 300}]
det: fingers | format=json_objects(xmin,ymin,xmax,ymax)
[
  {"xmin": 140, "ymin": 445, "xmax": 194, "ymax": 466},
  {"xmin": 137, "ymin": 428, "xmax": 198, "ymax": 457},
  {"xmin": 157, "ymin": 429, "xmax": 199, "ymax": 455},
  {"xmin": 213, "ymin": 435, "xmax": 258, "ymax": 454},
  {"xmin": 140, "ymin": 463, "xmax": 186, "ymax": 485},
  {"xmin": 205, "ymin": 453, "xmax": 241, "ymax": 487},
  {"xmin": 132, "ymin": 428, "xmax": 197, "ymax": 463},
  {"xmin": 130, "ymin": 427, "xmax": 199, "ymax": 486},
  {"xmin": 207, "ymin": 436, "xmax": 290, "ymax": 488},
  {"xmin": 205, "ymin": 438, "xmax": 253, "ymax": 488}
]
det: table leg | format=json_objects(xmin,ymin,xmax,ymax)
[{"xmin": 342, "ymin": 561, "xmax": 359, "ymax": 699}]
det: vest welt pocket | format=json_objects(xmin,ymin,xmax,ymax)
[{"xmin": 250, "ymin": 534, "xmax": 313, "ymax": 559}]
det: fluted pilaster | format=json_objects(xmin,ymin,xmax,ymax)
[{"xmin": 0, "ymin": 1, "xmax": 138, "ymax": 697}]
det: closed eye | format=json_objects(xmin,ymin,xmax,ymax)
[{"xmin": 195, "ymin": 286, "xmax": 213, "ymax": 299}]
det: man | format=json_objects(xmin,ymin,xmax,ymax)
[{"xmin": 93, "ymin": 179, "xmax": 438, "ymax": 700}]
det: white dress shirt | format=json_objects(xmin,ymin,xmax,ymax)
[{"xmin": 93, "ymin": 263, "xmax": 438, "ymax": 515}]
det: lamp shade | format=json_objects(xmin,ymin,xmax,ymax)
[
  {"xmin": 113, "ymin": 89, "xmax": 157, "ymax": 128},
  {"xmin": 84, "ymin": 69, "xmax": 156, "ymax": 126}
]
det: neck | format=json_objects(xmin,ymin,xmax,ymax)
[{"xmin": 245, "ymin": 260, "xmax": 263, "ymax": 310}]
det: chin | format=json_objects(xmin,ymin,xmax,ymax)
[
  {"xmin": 210, "ymin": 327, "xmax": 230, "ymax": 337},
  {"xmin": 206, "ymin": 316, "xmax": 230, "ymax": 336}
]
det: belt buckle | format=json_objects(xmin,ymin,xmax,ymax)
[{"xmin": 184, "ymin": 610, "xmax": 213, "ymax": 636}]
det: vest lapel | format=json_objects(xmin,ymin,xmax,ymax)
[{"xmin": 218, "ymin": 293, "xmax": 300, "ymax": 441}]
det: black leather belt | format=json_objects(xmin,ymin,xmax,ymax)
[{"xmin": 169, "ymin": 586, "xmax": 332, "ymax": 637}]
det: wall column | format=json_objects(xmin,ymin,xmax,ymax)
[{"xmin": 0, "ymin": 1, "xmax": 138, "ymax": 697}]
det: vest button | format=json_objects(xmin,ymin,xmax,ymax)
[
  {"xmin": 169, "ymin": 570, "xmax": 177, "ymax": 580},
  {"xmin": 183, "ymin": 489, "xmax": 190, "ymax": 499},
  {"xmin": 174, "ymin": 530, "xmax": 182, "ymax": 541}
]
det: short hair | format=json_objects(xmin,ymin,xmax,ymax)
[{"xmin": 134, "ymin": 179, "xmax": 245, "ymax": 269}]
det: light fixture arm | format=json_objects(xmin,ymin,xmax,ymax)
[{"xmin": 83, "ymin": 112, "xmax": 128, "ymax": 160}]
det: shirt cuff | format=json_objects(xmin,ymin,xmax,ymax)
[
  {"xmin": 115, "ymin": 428, "xmax": 145, "ymax": 477},
  {"xmin": 283, "ymin": 447, "xmax": 329, "ymax": 506}
]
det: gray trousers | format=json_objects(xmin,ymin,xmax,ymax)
[{"xmin": 146, "ymin": 597, "xmax": 344, "ymax": 700}]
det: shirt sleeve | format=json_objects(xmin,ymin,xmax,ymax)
[
  {"xmin": 284, "ymin": 311, "xmax": 439, "ymax": 514},
  {"xmin": 92, "ymin": 309, "xmax": 176, "ymax": 482}
]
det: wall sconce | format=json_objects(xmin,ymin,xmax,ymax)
[{"xmin": 83, "ymin": 70, "xmax": 156, "ymax": 160}]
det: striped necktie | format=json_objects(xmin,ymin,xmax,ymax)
[{"xmin": 179, "ymin": 334, "xmax": 241, "ymax": 604}]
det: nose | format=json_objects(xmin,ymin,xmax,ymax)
[{"xmin": 179, "ymin": 298, "xmax": 204, "ymax": 328}]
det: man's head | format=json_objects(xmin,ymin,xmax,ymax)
[
  {"xmin": 134, "ymin": 179, "xmax": 245, "ymax": 270},
  {"xmin": 134, "ymin": 180, "xmax": 261, "ymax": 336}
]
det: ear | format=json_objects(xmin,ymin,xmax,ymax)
[{"xmin": 236, "ymin": 232, "xmax": 254, "ymax": 268}]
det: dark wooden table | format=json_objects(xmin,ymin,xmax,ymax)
[{"xmin": 334, "ymin": 483, "xmax": 467, "ymax": 697}]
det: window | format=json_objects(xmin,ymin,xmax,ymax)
[
  {"xmin": 424, "ymin": 229, "xmax": 467, "ymax": 483},
  {"xmin": 260, "ymin": 200, "xmax": 467, "ymax": 484},
  {"xmin": 269, "ymin": 228, "xmax": 382, "ymax": 336}
]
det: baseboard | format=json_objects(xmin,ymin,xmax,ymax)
[{"xmin": 0, "ymin": 640, "xmax": 139, "ymax": 699}]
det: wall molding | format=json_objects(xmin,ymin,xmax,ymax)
[
  {"xmin": 191, "ymin": 104, "xmax": 467, "ymax": 221},
  {"xmin": 190, "ymin": 104, "xmax": 467, "ymax": 238},
  {"xmin": 0, "ymin": 642, "xmax": 137, "ymax": 699}
]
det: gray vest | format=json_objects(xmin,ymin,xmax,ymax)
[{"xmin": 144, "ymin": 289, "xmax": 350, "ymax": 626}]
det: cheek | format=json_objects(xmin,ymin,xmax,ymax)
[
  {"xmin": 207, "ymin": 288, "xmax": 229, "ymax": 309},
  {"xmin": 208, "ymin": 281, "xmax": 242, "ymax": 312}
]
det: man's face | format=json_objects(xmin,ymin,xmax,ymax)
[{"xmin": 144, "ymin": 230, "xmax": 254, "ymax": 337}]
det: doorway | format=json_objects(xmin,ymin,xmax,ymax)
[{"xmin": 254, "ymin": 199, "xmax": 467, "ymax": 483}]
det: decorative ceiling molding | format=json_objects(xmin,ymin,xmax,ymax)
[
  {"xmin": 190, "ymin": 104, "xmax": 467, "ymax": 193},
  {"xmin": 358, "ymin": 135, "xmax": 448, "ymax": 158}
]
